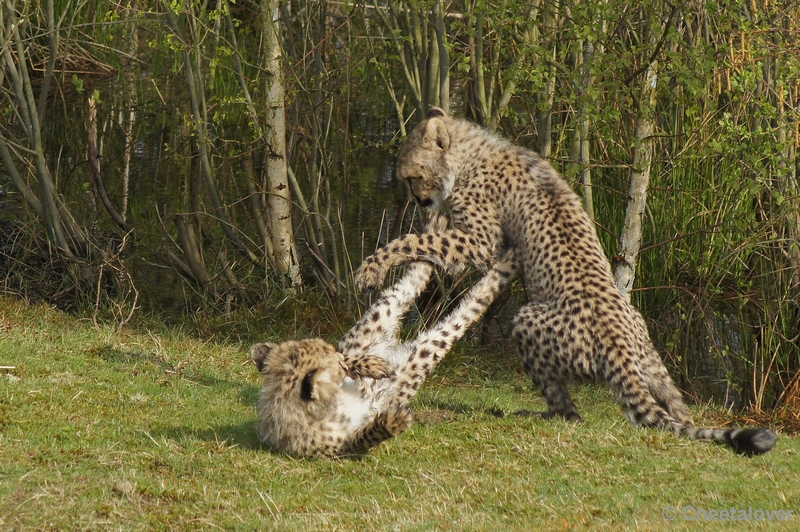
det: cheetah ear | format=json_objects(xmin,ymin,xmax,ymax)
[
  {"xmin": 300, "ymin": 369, "xmax": 319, "ymax": 401},
  {"xmin": 251, "ymin": 342, "xmax": 276, "ymax": 373},
  {"xmin": 423, "ymin": 116, "xmax": 450, "ymax": 151},
  {"xmin": 301, "ymin": 367, "xmax": 338, "ymax": 401},
  {"xmin": 427, "ymin": 107, "xmax": 446, "ymax": 119}
]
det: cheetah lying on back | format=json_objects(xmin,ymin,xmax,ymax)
[
  {"xmin": 356, "ymin": 108, "xmax": 777, "ymax": 456},
  {"xmin": 252, "ymin": 248, "xmax": 519, "ymax": 457}
]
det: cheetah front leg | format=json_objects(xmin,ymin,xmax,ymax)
[
  {"xmin": 389, "ymin": 249, "xmax": 521, "ymax": 406},
  {"xmin": 356, "ymin": 229, "xmax": 498, "ymax": 291},
  {"xmin": 340, "ymin": 263, "xmax": 435, "ymax": 355}
]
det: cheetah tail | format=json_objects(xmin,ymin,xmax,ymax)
[{"xmin": 681, "ymin": 426, "xmax": 777, "ymax": 456}]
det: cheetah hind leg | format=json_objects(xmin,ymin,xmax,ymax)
[
  {"xmin": 512, "ymin": 376, "xmax": 584, "ymax": 422},
  {"xmin": 512, "ymin": 303, "xmax": 583, "ymax": 422},
  {"xmin": 343, "ymin": 405, "xmax": 414, "ymax": 456}
]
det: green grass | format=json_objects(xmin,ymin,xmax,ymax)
[{"xmin": 1, "ymin": 296, "xmax": 798, "ymax": 531}]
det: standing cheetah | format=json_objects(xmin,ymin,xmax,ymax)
[
  {"xmin": 252, "ymin": 246, "xmax": 519, "ymax": 458},
  {"xmin": 356, "ymin": 108, "xmax": 776, "ymax": 455}
]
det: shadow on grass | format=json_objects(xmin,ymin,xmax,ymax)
[
  {"xmin": 157, "ymin": 421, "xmax": 374, "ymax": 461},
  {"xmin": 94, "ymin": 345, "xmax": 176, "ymax": 371},
  {"xmin": 238, "ymin": 383, "xmax": 260, "ymax": 405},
  {"xmin": 93, "ymin": 344, "xmax": 240, "ymax": 388},
  {"xmin": 153, "ymin": 382, "xmax": 264, "ymax": 451},
  {"xmin": 420, "ymin": 398, "xmax": 508, "ymax": 419},
  {"xmin": 159, "ymin": 420, "xmax": 265, "ymax": 451}
]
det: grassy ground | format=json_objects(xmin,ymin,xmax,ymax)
[{"xmin": 1, "ymin": 296, "xmax": 798, "ymax": 531}]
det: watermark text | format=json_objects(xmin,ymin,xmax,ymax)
[{"xmin": 662, "ymin": 506, "xmax": 795, "ymax": 522}]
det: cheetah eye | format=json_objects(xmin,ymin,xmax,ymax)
[{"xmin": 300, "ymin": 369, "xmax": 318, "ymax": 401}]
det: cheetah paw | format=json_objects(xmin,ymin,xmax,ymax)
[
  {"xmin": 348, "ymin": 356, "xmax": 395, "ymax": 379},
  {"xmin": 385, "ymin": 405, "xmax": 414, "ymax": 436},
  {"xmin": 355, "ymin": 260, "xmax": 387, "ymax": 291}
]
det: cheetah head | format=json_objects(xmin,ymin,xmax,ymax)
[
  {"xmin": 251, "ymin": 339, "xmax": 347, "ymax": 422},
  {"xmin": 397, "ymin": 107, "xmax": 454, "ymax": 212}
]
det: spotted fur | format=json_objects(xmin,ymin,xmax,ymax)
[
  {"xmin": 252, "ymin": 247, "xmax": 519, "ymax": 458},
  {"xmin": 356, "ymin": 108, "xmax": 776, "ymax": 456}
]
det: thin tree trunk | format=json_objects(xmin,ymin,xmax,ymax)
[
  {"xmin": 769, "ymin": 28, "xmax": 800, "ymax": 300},
  {"xmin": 262, "ymin": 0, "xmax": 302, "ymax": 290},
  {"xmin": 433, "ymin": 0, "xmax": 449, "ymax": 112},
  {"xmin": 785, "ymin": 138, "xmax": 800, "ymax": 299},
  {"xmin": 487, "ymin": 14, "xmax": 538, "ymax": 130},
  {"xmin": 88, "ymin": 95, "xmax": 131, "ymax": 231},
  {"xmin": 537, "ymin": 2, "xmax": 560, "ymax": 161},
  {"xmin": 538, "ymin": 62, "xmax": 556, "ymax": 158},
  {"xmin": 120, "ymin": 102, "xmax": 135, "ymax": 225},
  {"xmin": 120, "ymin": 0, "xmax": 139, "ymax": 226},
  {"xmin": 224, "ymin": 0, "xmax": 262, "ymax": 138},
  {"xmin": 482, "ymin": 1, "xmax": 540, "ymax": 132},
  {"xmin": 307, "ymin": 7, "xmax": 335, "ymax": 288},
  {"xmin": 374, "ymin": 0, "xmax": 441, "ymax": 117},
  {"xmin": 242, "ymin": 157, "xmax": 276, "ymax": 268},
  {"xmin": 1, "ymin": 1, "xmax": 82, "ymax": 258},
  {"xmin": 567, "ymin": 43, "xmax": 581, "ymax": 182},
  {"xmin": 37, "ymin": 0, "xmax": 57, "ymax": 125},
  {"xmin": 578, "ymin": 108, "xmax": 593, "ymax": 220},
  {"xmin": 469, "ymin": 3, "xmax": 490, "ymax": 124},
  {"xmin": 0, "ymin": 136, "xmax": 42, "ymax": 216},
  {"xmin": 615, "ymin": 60, "xmax": 659, "ymax": 301},
  {"xmin": 174, "ymin": 214, "xmax": 213, "ymax": 287},
  {"xmin": 578, "ymin": 37, "xmax": 596, "ymax": 220}
]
